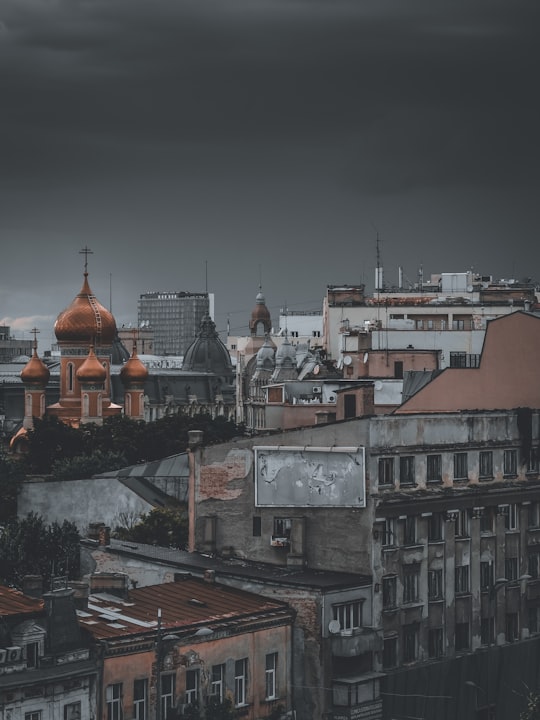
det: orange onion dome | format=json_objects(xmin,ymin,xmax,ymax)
[
  {"xmin": 20, "ymin": 349, "xmax": 50, "ymax": 386},
  {"xmin": 76, "ymin": 347, "xmax": 107, "ymax": 383},
  {"xmin": 120, "ymin": 346, "xmax": 149, "ymax": 385},
  {"xmin": 54, "ymin": 273, "xmax": 117, "ymax": 345}
]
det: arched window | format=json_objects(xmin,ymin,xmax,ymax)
[
  {"xmin": 67, "ymin": 363, "xmax": 74, "ymax": 392},
  {"xmin": 82, "ymin": 393, "xmax": 89, "ymax": 416},
  {"xmin": 97, "ymin": 393, "xmax": 103, "ymax": 416}
]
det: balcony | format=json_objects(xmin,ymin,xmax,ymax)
[
  {"xmin": 330, "ymin": 627, "xmax": 383, "ymax": 657},
  {"xmin": 270, "ymin": 536, "xmax": 290, "ymax": 548}
]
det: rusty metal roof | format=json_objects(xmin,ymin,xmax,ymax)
[
  {"xmin": 80, "ymin": 576, "xmax": 292, "ymax": 641},
  {"xmin": 0, "ymin": 585, "xmax": 43, "ymax": 615}
]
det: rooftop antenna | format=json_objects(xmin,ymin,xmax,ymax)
[
  {"xmin": 205, "ymin": 259, "xmax": 208, "ymax": 294},
  {"xmin": 79, "ymin": 245, "xmax": 93, "ymax": 274}
]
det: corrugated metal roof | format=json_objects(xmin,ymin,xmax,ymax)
[
  {"xmin": 0, "ymin": 585, "xmax": 43, "ymax": 615},
  {"xmin": 80, "ymin": 576, "xmax": 292, "ymax": 641}
]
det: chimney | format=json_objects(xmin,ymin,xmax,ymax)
[
  {"xmin": 188, "ymin": 430, "xmax": 204, "ymax": 448},
  {"xmin": 43, "ymin": 588, "xmax": 81, "ymax": 653},
  {"xmin": 21, "ymin": 575, "xmax": 43, "ymax": 599},
  {"xmin": 98, "ymin": 526, "xmax": 111, "ymax": 547},
  {"xmin": 70, "ymin": 581, "xmax": 90, "ymax": 611},
  {"xmin": 204, "ymin": 570, "xmax": 215, "ymax": 584},
  {"xmin": 88, "ymin": 522, "xmax": 106, "ymax": 541}
]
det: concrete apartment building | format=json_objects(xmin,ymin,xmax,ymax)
[
  {"xmin": 323, "ymin": 271, "xmax": 537, "ymax": 367},
  {"xmin": 138, "ymin": 291, "xmax": 214, "ymax": 356}
]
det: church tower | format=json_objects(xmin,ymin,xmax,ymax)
[
  {"xmin": 120, "ymin": 340, "xmax": 149, "ymax": 421},
  {"xmin": 20, "ymin": 329, "xmax": 50, "ymax": 429},
  {"xmin": 47, "ymin": 247, "xmax": 122, "ymax": 426}
]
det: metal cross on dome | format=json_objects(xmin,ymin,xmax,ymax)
[{"xmin": 79, "ymin": 245, "xmax": 93, "ymax": 272}]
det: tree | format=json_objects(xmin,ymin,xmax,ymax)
[
  {"xmin": 0, "ymin": 453, "xmax": 24, "ymax": 521},
  {"xmin": 112, "ymin": 506, "xmax": 188, "ymax": 549},
  {"xmin": 0, "ymin": 512, "xmax": 80, "ymax": 588},
  {"xmin": 51, "ymin": 449, "xmax": 128, "ymax": 480}
]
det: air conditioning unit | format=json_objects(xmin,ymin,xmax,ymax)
[
  {"xmin": 312, "ymin": 386, "xmax": 322, "ymax": 394},
  {"xmin": 6, "ymin": 647, "xmax": 21, "ymax": 663},
  {"xmin": 0, "ymin": 649, "xmax": 7, "ymax": 665},
  {"xmin": 327, "ymin": 393, "xmax": 337, "ymax": 403}
]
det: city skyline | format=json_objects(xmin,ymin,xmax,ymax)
[{"xmin": 1, "ymin": 0, "xmax": 539, "ymax": 349}]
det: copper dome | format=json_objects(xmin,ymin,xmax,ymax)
[
  {"xmin": 249, "ymin": 287, "xmax": 272, "ymax": 335},
  {"xmin": 54, "ymin": 273, "xmax": 117, "ymax": 345},
  {"xmin": 120, "ymin": 346, "xmax": 149, "ymax": 385},
  {"xmin": 20, "ymin": 349, "xmax": 50, "ymax": 385},
  {"xmin": 76, "ymin": 347, "xmax": 107, "ymax": 383}
]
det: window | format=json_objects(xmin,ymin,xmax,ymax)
[
  {"xmin": 480, "ymin": 507, "xmax": 494, "ymax": 534},
  {"xmin": 25, "ymin": 714, "xmax": 41, "ymax": 720},
  {"xmin": 265, "ymin": 653, "xmax": 277, "ymax": 700},
  {"xmin": 428, "ymin": 628, "xmax": 444, "ymax": 658},
  {"xmin": 394, "ymin": 361, "xmax": 403, "ymax": 379},
  {"xmin": 504, "ymin": 449, "xmax": 518, "ymax": 476},
  {"xmin": 344, "ymin": 394, "xmax": 356, "ymax": 418},
  {"xmin": 234, "ymin": 658, "xmax": 248, "ymax": 707},
  {"xmin": 480, "ymin": 562, "xmax": 494, "ymax": 591},
  {"xmin": 382, "ymin": 517, "xmax": 396, "ymax": 547},
  {"xmin": 378, "ymin": 458, "xmax": 394, "ymax": 486},
  {"xmin": 382, "ymin": 576, "xmax": 397, "ymax": 610},
  {"xmin": 455, "ymin": 622, "xmax": 470, "ymax": 651},
  {"xmin": 481, "ymin": 617, "xmax": 495, "ymax": 645},
  {"xmin": 529, "ymin": 608, "xmax": 540, "ymax": 634},
  {"xmin": 160, "ymin": 674, "xmax": 175, "ymax": 720},
  {"xmin": 501, "ymin": 503, "xmax": 519, "ymax": 531},
  {"xmin": 428, "ymin": 569, "xmax": 443, "ymax": 600},
  {"xmin": 426, "ymin": 454, "xmax": 442, "ymax": 483},
  {"xmin": 505, "ymin": 557, "xmax": 518, "ymax": 582},
  {"xmin": 185, "ymin": 670, "xmax": 199, "ymax": 705},
  {"xmin": 106, "ymin": 684, "xmax": 123, "ymax": 720},
  {"xmin": 403, "ymin": 625, "xmax": 418, "ymax": 663},
  {"xmin": 529, "ymin": 550, "xmax": 540, "ymax": 579},
  {"xmin": 133, "ymin": 680, "xmax": 147, "ymax": 720},
  {"xmin": 428, "ymin": 513, "xmax": 444, "ymax": 542},
  {"xmin": 333, "ymin": 601, "xmax": 363, "ymax": 632},
  {"xmin": 455, "ymin": 509, "xmax": 470, "ymax": 538},
  {"xmin": 403, "ymin": 566, "xmax": 419, "ymax": 604},
  {"xmin": 403, "ymin": 516, "xmax": 417, "ymax": 545},
  {"xmin": 452, "ymin": 319, "xmax": 465, "ymax": 330},
  {"xmin": 529, "ymin": 502, "xmax": 540, "ymax": 528},
  {"xmin": 455, "ymin": 565, "xmax": 470, "ymax": 594},
  {"xmin": 210, "ymin": 665, "xmax": 225, "ymax": 702},
  {"xmin": 252, "ymin": 516, "xmax": 261, "ymax": 537},
  {"xmin": 67, "ymin": 363, "xmax": 74, "ymax": 392},
  {"xmin": 64, "ymin": 704, "xmax": 81, "ymax": 720},
  {"xmin": 506, "ymin": 613, "xmax": 519, "ymax": 642},
  {"xmin": 479, "ymin": 451, "xmax": 493, "ymax": 479},
  {"xmin": 26, "ymin": 641, "xmax": 39, "ymax": 668},
  {"xmin": 400, "ymin": 456, "xmax": 415, "ymax": 486},
  {"xmin": 527, "ymin": 448, "xmax": 539, "ymax": 474},
  {"xmin": 454, "ymin": 453, "xmax": 468, "ymax": 481},
  {"xmin": 383, "ymin": 637, "xmax": 397, "ymax": 669},
  {"xmin": 273, "ymin": 518, "xmax": 291, "ymax": 539}
]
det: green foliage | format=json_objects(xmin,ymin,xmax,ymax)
[
  {"xmin": 521, "ymin": 691, "xmax": 540, "ymax": 720},
  {"xmin": 112, "ymin": 506, "xmax": 188, "ymax": 549},
  {"xmin": 0, "ymin": 512, "xmax": 80, "ymax": 588},
  {"xmin": 23, "ymin": 414, "xmax": 243, "ymax": 474},
  {"xmin": 0, "ymin": 453, "xmax": 24, "ymax": 521},
  {"xmin": 51, "ymin": 449, "xmax": 128, "ymax": 480},
  {"xmin": 204, "ymin": 697, "xmax": 239, "ymax": 719}
]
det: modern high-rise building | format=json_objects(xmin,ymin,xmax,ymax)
[{"xmin": 137, "ymin": 291, "xmax": 214, "ymax": 356}]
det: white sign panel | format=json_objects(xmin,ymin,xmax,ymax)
[{"xmin": 254, "ymin": 446, "xmax": 365, "ymax": 508}]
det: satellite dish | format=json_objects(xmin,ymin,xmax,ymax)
[
  {"xmin": 363, "ymin": 352, "xmax": 369, "ymax": 364},
  {"xmin": 343, "ymin": 355, "xmax": 352, "ymax": 366},
  {"xmin": 375, "ymin": 381, "xmax": 383, "ymax": 391},
  {"xmin": 313, "ymin": 364, "xmax": 320, "ymax": 375},
  {"xmin": 328, "ymin": 620, "xmax": 340, "ymax": 634}
]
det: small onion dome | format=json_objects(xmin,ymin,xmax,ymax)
[
  {"xmin": 275, "ymin": 335, "xmax": 297, "ymax": 368},
  {"xmin": 20, "ymin": 349, "xmax": 50, "ymax": 386},
  {"xmin": 183, "ymin": 315, "xmax": 233, "ymax": 375},
  {"xmin": 256, "ymin": 335, "xmax": 276, "ymax": 371},
  {"xmin": 54, "ymin": 273, "xmax": 117, "ymax": 345},
  {"xmin": 249, "ymin": 286, "xmax": 272, "ymax": 335},
  {"xmin": 76, "ymin": 347, "xmax": 107, "ymax": 383},
  {"xmin": 120, "ymin": 347, "xmax": 149, "ymax": 385}
]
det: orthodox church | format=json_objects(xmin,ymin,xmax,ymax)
[{"xmin": 11, "ymin": 261, "xmax": 235, "ymax": 447}]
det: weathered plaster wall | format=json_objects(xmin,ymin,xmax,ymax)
[{"xmin": 18, "ymin": 476, "xmax": 153, "ymax": 533}]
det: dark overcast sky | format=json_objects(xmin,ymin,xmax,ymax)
[{"xmin": 1, "ymin": 0, "xmax": 539, "ymax": 349}]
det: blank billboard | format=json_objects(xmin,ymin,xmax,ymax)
[{"xmin": 254, "ymin": 446, "xmax": 365, "ymax": 508}]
